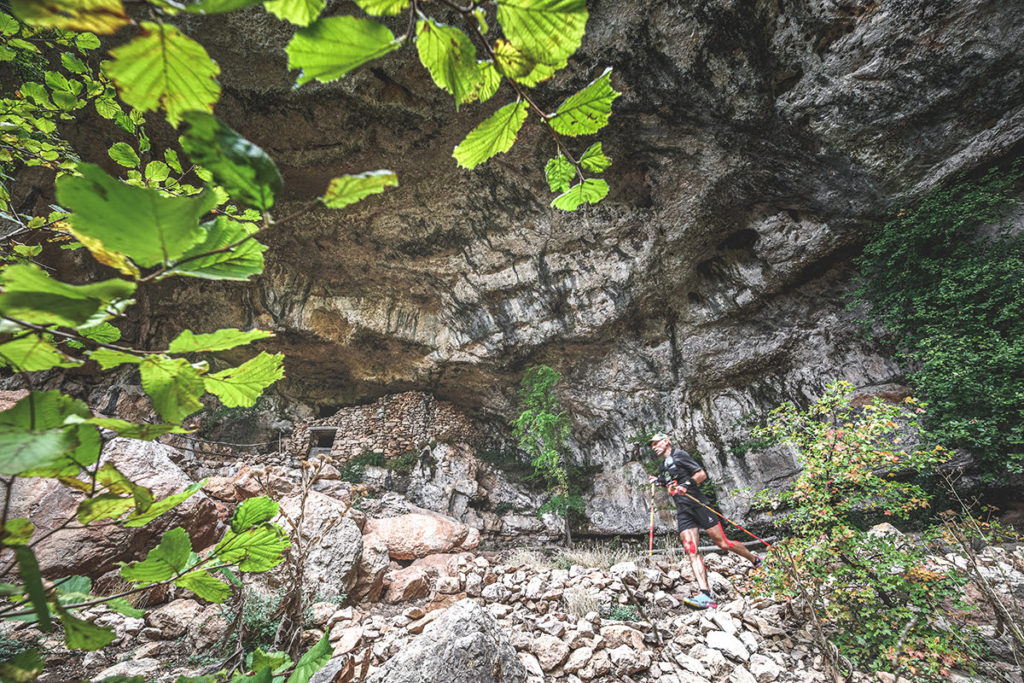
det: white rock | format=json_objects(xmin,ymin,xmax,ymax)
[
  {"xmin": 707, "ymin": 630, "xmax": 750, "ymax": 662},
  {"xmin": 728, "ymin": 664, "xmax": 758, "ymax": 683},
  {"xmin": 749, "ymin": 653, "xmax": 782, "ymax": 682},
  {"xmin": 518, "ymin": 652, "xmax": 545, "ymax": 678}
]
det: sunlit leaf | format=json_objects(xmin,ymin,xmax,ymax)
[
  {"xmin": 164, "ymin": 216, "xmax": 266, "ymax": 281},
  {"xmin": 550, "ymin": 178, "xmax": 608, "ymax": 211},
  {"xmin": 452, "ymin": 100, "xmax": 528, "ymax": 170},
  {"xmin": 416, "ymin": 19, "xmax": 481, "ymax": 110},
  {"xmin": 108, "ymin": 142, "xmax": 140, "ymax": 168},
  {"xmin": 184, "ymin": 0, "xmax": 262, "ymax": 13},
  {"xmin": 249, "ymin": 650, "xmax": 291, "ymax": 675},
  {"xmin": 120, "ymin": 481, "xmax": 205, "ymax": 528},
  {"xmin": 63, "ymin": 224, "xmax": 141, "ymax": 278},
  {"xmin": 495, "ymin": 0, "xmax": 587, "ymax": 67},
  {"xmin": 263, "ymin": 0, "xmax": 324, "ymax": 26},
  {"xmin": 286, "ymin": 634, "xmax": 331, "ymax": 683},
  {"xmin": 287, "ymin": 16, "xmax": 399, "ymax": 86},
  {"xmin": 322, "ymin": 171, "xmax": 397, "ymax": 210},
  {"xmin": 230, "ymin": 497, "xmax": 279, "ymax": 533},
  {"xmin": 203, "ymin": 352, "xmax": 284, "ymax": 408},
  {"xmin": 105, "ymin": 21, "xmax": 220, "ymax": 126},
  {"xmin": 57, "ymin": 163, "xmax": 216, "ymax": 268},
  {"xmin": 2, "ymin": 518, "xmax": 34, "ymax": 545},
  {"xmin": 175, "ymin": 571, "xmax": 230, "ymax": 602},
  {"xmin": 77, "ymin": 493, "xmax": 136, "ymax": 523},
  {"xmin": 10, "ymin": 0, "xmax": 129, "ymax": 34},
  {"xmin": 15, "ymin": 546, "xmax": 51, "ymax": 631},
  {"xmin": 179, "ymin": 112, "xmax": 283, "ymax": 211},
  {"xmin": 139, "ymin": 355, "xmax": 205, "ymax": 423},
  {"xmin": 548, "ymin": 67, "xmax": 619, "ymax": 136},
  {"xmin": 462, "ymin": 60, "xmax": 501, "ymax": 105},
  {"xmin": 353, "ymin": 0, "xmax": 407, "ymax": 15},
  {"xmin": 78, "ymin": 416, "xmax": 187, "ymax": 440},
  {"xmin": 544, "ymin": 155, "xmax": 574, "ymax": 193},
  {"xmin": 106, "ymin": 598, "xmax": 145, "ymax": 618},
  {"xmin": 215, "ymin": 523, "xmax": 289, "ymax": 572},
  {"xmin": 0, "ymin": 391, "xmax": 100, "ymax": 476},
  {"xmin": 0, "ymin": 335, "xmax": 83, "ymax": 371},
  {"xmin": 79, "ymin": 322, "xmax": 121, "ymax": 344},
  {"xmin": 0, "ymin": 263, "xmax": 136, "ymax": 328},
  {"xmin": 146, "ymin": 160, "xmax": 170, "ymax": 182},
  {"xmin": 57, "ymin": 607, "xmax": 115, "ymax": 650},
  {"xmin": 169, "ymin": 328, "xmax": 273, "ymax": 354},
  {"xmin": 579, "ymin": 141, "xmax": 611, "ymax": 173},
  {"xmin": 89, "ymin": 348, "xmax": 141, "ymax": 370},
  {"xmin": 120, "ymin": 527, "xmax": 191, "ymax": 583}
]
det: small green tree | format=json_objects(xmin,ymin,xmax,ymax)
[
  {"xmin": 749, "ymin": 382, "xmax": 980, "ymax": 681},
  {"xmin": 511, "ymin": 365, "xmax": 584, "ymax": 546}
]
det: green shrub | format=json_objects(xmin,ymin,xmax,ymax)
[
  {"xmin": 338, "ymin": 451, "xmax": 386, "ymax": 483},
  {"xmin": 388, "ymin": 450, "xmax": 419, "ymax": 476},
  {"xmin": 601, "ymin": 604, "xmax": 639, "ymax": 622},
  {"xmin": 850, "ymin": 160, "xmax": 1024, "ymax": 475}
]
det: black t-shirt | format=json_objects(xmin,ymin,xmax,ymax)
[{"xmin": 655, "ymin": 448, "xmax": 710, "ymax": 507}]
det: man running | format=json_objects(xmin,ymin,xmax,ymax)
[{"xmin": 648, "ymin": 432, "xmax": 760, "ymax": 608}]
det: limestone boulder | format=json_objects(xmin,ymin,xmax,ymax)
[
  {"xmin": 365, "ymin": 513, "xmax": 475, "ymax": 560},
  {"xmin": 383, "ymin": 566, "xmax": 431, "ymax": 603},
  {"xmin": 349, "ymin": 533, "xmax": 389, "ymax": 603},
  {"xmin": 405, "ymin": 443, "xmax": 485, "ymax": 520},
  {"xmin": 364, "ymin": 599, "xmax": 527, "ymax": 683},
  {"xmin": 147, "ymin": 599, "xmax": 201, "ymax": 639},
  {"xmin": 8, "ymin": 438, "xmax": 219, "ymax": 578},
  {"xmin": 274, "ymin": 490, "xmax": 363, "ymax": 600}
]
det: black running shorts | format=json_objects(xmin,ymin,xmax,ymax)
[{"xmin": 675, "ymin": 500, "xmax": 718, "ymax": 533}]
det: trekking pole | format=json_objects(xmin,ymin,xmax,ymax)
[
  {"xmin": 648, "ymin": 482, "xmax": 655, "ymax": 555},
  {"xmin": 678, "ymin": 488, "xmax": 773, "ymax": 549}
]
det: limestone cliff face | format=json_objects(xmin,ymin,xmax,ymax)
[{"xmin": 151, "ymin": 0, "xmax": 1024, "ymax": 530}]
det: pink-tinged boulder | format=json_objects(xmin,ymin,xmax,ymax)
[
  {"xmin": 9, "ymin": 438, "xmax": 219, "ymax": 578},
  {"xmin": 350, "ymin": 533, "xmax": 389, "ymax": 603},
  {"xmin": 383, "ymin": 566, "xmax": 431, "ymax": 603},
  {"xmin": 364, "ymin": 513, "xmax": 473, "ymax": 560},
  {"xmin": 203, "ymin": 477, "xmax": 238, "ymax": 502}
]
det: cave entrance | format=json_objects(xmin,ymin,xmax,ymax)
[{"xmin": 308, "ymin": 428, "xmax": 337, "ymax": 457}]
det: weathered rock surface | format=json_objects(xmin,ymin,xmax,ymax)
[
  {"xmin": 363, "ymin": 598, "xmax": 527, "ymax": 683},
  {"xmin": 365, "ymin": 512, "xmax": 477, "ymax": 559},
  {"xmin": 140, "ymin": 0, "xmax": 1024, "ymax": 532},
  {"xmin": 8, "ymin": 439, "xmax": 219, "ymax": 578},
  {"xmin": 275, "ymin": 490, "xmax": 362, "ymax": 599}
]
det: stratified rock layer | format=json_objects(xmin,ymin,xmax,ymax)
[{"xmin": 145, "ymin": 0, "xmax": 1024, "ymax": 525}]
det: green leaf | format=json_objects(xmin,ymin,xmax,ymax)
[
  {"xmin": 108, "ymin": 142, "xmax": 140, "ymax": 168},
  {"xmin": 579, "ymin": 141, "xmax": 611, "ymax": 172},
  {"xmin": 548, "ymin": 67, "xmax": 619, "ymax": 136},
  {"xmin": 215, "ymin": 523, "xmax": 289, "ymax": 572},
  {"xmin": 0, "ymin": 13, "xmax": 20, "ymax": 35},
  {"xmin": 463, "ymin": 61, "xmax": 501, "ymax": 105},
  {"xmin": 89, "ymin": 348, "xmax": 142, "ymax": 370},
  {"xmin": 230, "ymin": 497, "xmax": 279, "ymax": 533},
  {"xmin": 175, "ymin": 571, "xmax": 231, "ymax": 602},
  {"xmin": 77, "ymin": 416, "xmax": 188, "ymax": 441},
  {"xmin": 95, "ymin": 462, "xmax": 154, "ymax": 513},
  {"xmin": 230, "ymin": 669, "xmax": 272, "ymax": 683},
  {"xmin": 322, "ymin": 171, "xmax": 398, "ymax": 210},
  {"xmin": 452, "ymin": 100, "xmax": 528, "ymax": 170},
  {"xmin": 79, "ymin": 322, "xmax": 121, "ymax": 344},
  {"xmin": 169, "ymin": 328, "xmax": 273, "ymax": 353},
  {"xmin": 0, "ymin": 648, "xmax": 44, "ymax": 681},
  {"xmin": 249, "ymin": 650, "xmax": 291, "ymax": 675},
  {"xmin": 76, "ymin": 32, "xmax": 101, "ymax": 50},
  {"xmin": 120, "ymin": 527, "xmax": 191, "ymax": 583},
  {"xmin": 0, "ymin": 335, "xmax": 83, "ymax": 371},
  {"xmin": 0, "ymin": 391, "xmax": 100, "ymax": 476},
  {"xmin": 353, "ymin": 0, "xmax": 408, "ymax": 15},
  {"xmin": 219, "ymin": 566, "xmax": 241, "ymax": 587},
  {"xmin": 496, "ymin": 0, "xmax": 587, "ymax": 67},
  {"xmin": 179, "ymin": 112, "xmax": 283, "ymax": 211},
  {"xmin": 0, "ymin": 263, "xmax": 136, "ymax": 328},
  {"xmin": 10, "ymin": 0, "xmax": 129, "ymax": 34},
  {"xmin": 56, "ymin": 163, "xmax": 217, "ymax": 268},
  {"xmin": 77, "ymin": 494, "xmax": 136, "ymax": 523},
  {"xmin": 95, "ymin": 97, "xmax": 120, "ymax": 119},
  {"xmin": 550, "ymin": 178, "xmax": 608, "ymax": 211},
  {"xmin": 544, "ymin": 155, "xmax": 574, "ymax": 193},
  {"xmin": 2, "ymin": 518, "xmax": 34, "ymax": 545},
  {"xmin": 58, "ymin": 607, "xmax": 115, "ymax": 650},
  {"xmin": 146, "ymin": 161, "xmax": 170, "ymax": 182},
  {"xmin": 416, "ymin": 19, "xmax": 481, "ymax": 110},
  {"xmin": 165, "ymin": 217, "xmax": 266, "ymax": 281},
  {"xmin": 15, "ymin": 546, "xmax": 51, "ymax": 631},
  {"xmin": 203, "ymin": 352, "xmax": 284, "ymax": 408},
  {"xmin": 287, "ymin": 16, "xmax": 399, "ymax": 86},
  {"xmin": 0, "ymin": 426, "xmax": 78, "ymax": 476},
  {"xmin": 184, "ymin": 0, "xmax": 262, "ymax": 13},
  {"xmin": 105, "ymin": 21, "xmax": 220, "ymax": 126},
  {"xmin": 165, "ymin": 149, "xmax": 183, "ymax": 174},
  {"xmin": 139, "ymin": 355, "xmax": 205, "ymax": 423},
  {"xmin": 286, "ymin": 633, "xmax": 332, "ymax": 683},
  {"xmin": 122, "ymin": 480, "xmax": 205, "ymax": 528},
  {"xmin": 106, "ymin": 598, "xmax": 145, "ymax": 618},
  {"xmin": 263, "ymin": 0, "xmax": 324, "ymax": 26}
]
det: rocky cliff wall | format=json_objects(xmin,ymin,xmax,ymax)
[{"xmin": 137, "ymin": 0, "xmax": 1024, "ymax": 530}]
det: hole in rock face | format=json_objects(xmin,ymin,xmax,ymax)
[
  {"xmin": 315, "ymin": 431, "xmax": 336, "ymax": 448},
  {"xmin": 687, "ymin": 292, "xmax": 702, "ymax": 304},
  {"xmin": 717, "ymin": 229, "xmax": 759, "ymax": 251}
]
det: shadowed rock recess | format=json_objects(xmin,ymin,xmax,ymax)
[{"xmin": 151, "ymin": 0, "xmax": 1024, "ymax": 527}]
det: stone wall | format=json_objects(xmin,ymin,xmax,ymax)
[{"xmin": 287, "ymin": 392, "xmax": 480, "ymax": 461}]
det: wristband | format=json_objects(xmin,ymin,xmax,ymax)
[{"xmin": 682, "ymin": 479, "xmax": 695, "ymax": 489}]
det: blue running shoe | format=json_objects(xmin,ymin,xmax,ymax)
[{"xmin": 682, "ymin": 593, "xmax": 717, "ymax": 609}]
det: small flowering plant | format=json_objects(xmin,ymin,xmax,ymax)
[{"xmin": 746, "ymin": 381, "xmax": 979, "ymax": 680}]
